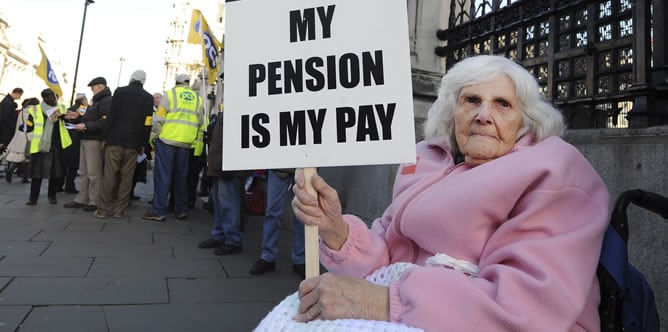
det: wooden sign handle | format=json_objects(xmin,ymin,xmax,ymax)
[{"xmin": 303, "ymin": 167, "xmax": 320, "ymax": 278}]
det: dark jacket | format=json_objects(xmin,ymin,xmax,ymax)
[
  {"xmin": 207, "ymin": 112, "xmax": 250, "ymax": 179},
  {"xmin": 103, "ymin": 82, "xmax": 153, "ymax": 151},
  {"xmin": 0, "ymin": 94, "xmax": 18, "ymax": 146},
  {"xmin": 80, "ymin": 87, "xmax": 112, "ymax": 141}
]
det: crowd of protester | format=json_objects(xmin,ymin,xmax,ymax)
[{"xmin": 0, "ymin": 75, "xmax": 306, "ymax": 280}]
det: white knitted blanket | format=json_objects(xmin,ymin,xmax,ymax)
[{"xmin": 255, "ymin": 253, "xmax": 479, "ymax": 331}]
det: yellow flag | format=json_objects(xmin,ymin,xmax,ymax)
[
  {"xmin": 188, "ymin": 9, "xmax": 223, "ymax": 84},
  {"xmin": 35, "ymin": 44, "xmax": 63, "ymax": 97}
]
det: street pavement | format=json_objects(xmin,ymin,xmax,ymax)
[{"xmin": 0, "ymin": 171, "xmax": 302, "ymax": 332}]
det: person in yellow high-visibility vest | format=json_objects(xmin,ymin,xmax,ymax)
[
  {"xmin": 143, "ymin": 74, "xmax": 205, "ymax": 221},
  {"xmin": 21, "ymin": 89, "xmax": 72, "ymax": 205}
]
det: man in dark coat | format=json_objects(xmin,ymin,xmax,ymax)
[
  {"xmin": 0, "ymin": 88, "xmax": 23, "ymax": 153},
  {"xmin": 63, "ymin": 76, "xmax": 113, "ymax": 211},
  {"xmin": 94, "ymin": 70, "xmax": 153, "ymax": 218}
]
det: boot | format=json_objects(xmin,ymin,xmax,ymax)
[{"xmin": 5, "ymin": 162, "xmax": 16, "ymax": 183}]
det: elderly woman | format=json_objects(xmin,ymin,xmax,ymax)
[{"xmin": 279, "ymin": 55, "xmax": 610, "ymax": 331}]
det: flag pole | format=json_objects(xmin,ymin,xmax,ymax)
[{"xmin": 199, "ymin": 11, "xmax": 209, "ymax": 117}]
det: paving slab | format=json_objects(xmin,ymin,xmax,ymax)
[
  {"xmin": 0, "ymin": 230, "xmax": 43, "ymax": 241},
  {"xmin": 0, "ymin": 277, "xmax": 168, "ymax": 305},
  {"xmin": 0, "ymin": 219, "xmax": 71, "ymax": 232},
  {"xmin": 0, "ymin": 256, "xmax": 92, "ymax": 277},
  {"xmin": 0, "ymin": 241, "xmax": 49, "ymax": 258},
  {"xmin": 65, "ymin": 220, "xmax": 105, "ymax": 232},
  {"xmin": 0, "ymin": 306, "xmax": 31, "ymax": 332},
  {"xmin": 154, "ymin": 234, "xmax": 221, "ymax": 259},
  {"xmin": 32, "ymin": 230, "xmax": 153, "ymax": 244},
  {"xmin": 43, "ymin": 242, "xmax": 173, "ymax": 258},
  {"xmin": 105, "ymin": 303, "xmax": 274, "ymax": 332},
  {"xmin": 17, "ymin": 306, "xmax": 108, "ymax": 332},
  {"xmin": 87, "ymin": 257, "xmax": 225, "ymax": 278},
  {"xmin": 168, "ymin": 277, "xmax": 298, "ymax": 303},
  {"xmin": 101, "ymin": 222, "xmax": 191, "ymax": 235},
  {"xmin": 0, "ymin": 277, "xmax": 11, "ymax": 289}
]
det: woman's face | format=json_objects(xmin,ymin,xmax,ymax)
[{"xmin": 454, "ymin": 75, "xmax": 522, "ymax": 165}]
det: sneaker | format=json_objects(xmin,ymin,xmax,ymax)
[
  {"xmin": 82, "ymin": 205, "xmax": 97, "ymax": 212},
  {"xmin": 112, "ymin": 213, "xmax": 126, "ymax": 218},
  {"xmin": 93, "ymin": 210, "xmax": 108, "ymax": 219},
  {"xmin": 214, "ymin": 244, "xmax": 242, "ymax": 256},
  {"xmin": 26, "ymin": 200, "xmax": 36, "ymax": 206},
  {"xmin": 64, "ymin": 201, "xmax": 86, "ymax": 208},
  {"xmin": 48, "ymin": 197, "xmax": 57, "ymax": 205},
  {"xmin": 293, "ymin": 264, "xmax": 306, "ymax": 280},
  {"xmin": 198, "ymin": 237, "xmax": 224, "ymax": 249},
  {"xmin": 249, "ymin": 259, "xmax": 276, "ymax": 275},
  {"xmin": 172, "ymin": 212, "xmax": 187, "ymax": 220},
  {"xmin": 142, "ymin": 211, "xmax": 165, "ymax": 221}
]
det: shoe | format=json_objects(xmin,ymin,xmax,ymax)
[
  {"xmin": 214, "ymin": 244, "xmax": 242, "ymax": 256},
  {"xmin": 21, "ymin": 178, "xmax": 30, "ymax": 184},
  {"xmin": 64, "ymin": 189, "xmax": 79, "ymax": 194},
  {"xmin": 26, "ymin": 200, "xmax": 36, "ymax": 205},
  {"xmin": 83, "ymin": 205, "xmax": 97, "ymax": 212},
  {"xmin": 56, "ymin": 188, "xmax": 64, "ymax": 193},
  {"xmin": 93, "ymin": 210, "xmax": 108, "ymax": 219},
  {"xmin": 293, "ymin": 264, "xmax": 306, "ymax": 279},
  {"xmin": 48, "ymin": 197, "xmax": 57, "ymax": 205},
  {"xmin": 130, "ymin": 194, "xmax": 140, "ymax": 201},
  {"xmin": 64, "ymin": 201, "xmax": 86, "ymax": 208},
  {"xmin": 249, "ymin": 259, "xmax": 276, "ymax": 275},
  {"xmin": 142, "ymin": 211, "xmax": 165, "ymax": 221},
  {"xmin": 172, "ymin": 212, "xmax": 187, "ymax": 220},
  {"xmin": 198, "ymin": 237, "xmax": 224, "ymax": 249},
  {"xmin": 112, "ymin": 213, "xmax": 126, "ymax": 218}
]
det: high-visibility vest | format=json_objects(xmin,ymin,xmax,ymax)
[
  {"xmin": 160, "ymin": 87, "xmax": 203, "ymax": 144},
  {"xmin": 29, "ymin": 104, "xmax": 72, "ymax": 154},
  {"xmin": 192, "ymin": 116, "xmax": 208, "ymax": 156}
]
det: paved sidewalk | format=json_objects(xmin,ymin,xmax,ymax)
[{"xmin": 0, "ymin": 173, "xmax": 301, "ymax": 331}]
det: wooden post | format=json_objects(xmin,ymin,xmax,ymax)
[{"xmin": 303, "ymin": 167, "xmax": 320, "ymax": 278}]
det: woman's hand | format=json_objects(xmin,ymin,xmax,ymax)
[
  {"xmin": 295, "ymin": 272, "xmax": 389, "ymax": 322},
  {"xmin": 292, "ymin": 168, "xmax": 348, "ymax": 250}
]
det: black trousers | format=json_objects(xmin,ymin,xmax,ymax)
[{"xmin": 29, "ymin": 177, "xmax": 60, "ymax": 201}]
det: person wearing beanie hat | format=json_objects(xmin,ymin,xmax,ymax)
[
  {"xmin": 63, "ymin": 75, "xmax": 112, "ymax": 212},
  {"xmin": 175, "ymin": 74, "xmax": 190, "ymax": 85},
  {"xmin": 129, "ymin": 70, "xmax": 147, "ymax": 85},
  {"xmin": 142, "ymin": 73, "xmax": 205, "ymax": 222},
  {"xmin": 93, "ymin": 70, "xmax": 153, "ymax": 219}
]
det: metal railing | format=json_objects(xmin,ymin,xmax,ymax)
[{"xmin": 435, "ymin": 0, "xmax": 668, "ymax": 129}]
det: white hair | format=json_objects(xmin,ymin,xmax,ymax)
[{"xmin": 423, "ymin": 55, "xmax": 565, "ymax": 153}]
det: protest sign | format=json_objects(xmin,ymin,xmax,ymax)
[{"xmin": 223, "ymin": 0, "xmax": 415, "ymax": 170}]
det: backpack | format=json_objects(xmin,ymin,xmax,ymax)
[{"xmin": 597, "ymin": 189, "xmax": 665, "ymax": 332}]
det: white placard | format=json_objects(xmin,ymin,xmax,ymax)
[{"xmin": 222, "ymin": 0, "xmax": 415, "ymax": 170}]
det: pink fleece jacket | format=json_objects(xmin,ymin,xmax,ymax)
[{"xmin": 320, "ymin": 135, "xmax": 610, "ymax": 331}]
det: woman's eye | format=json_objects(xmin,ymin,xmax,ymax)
[{"xmin": 465, "ymin": 96, "xmax": 479, "ymax": 104}]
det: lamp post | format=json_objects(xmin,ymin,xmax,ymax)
[
  {"xmin": 70, "ymin": 0, "xmax": 95, "ymax": 106},
  {"xmin": 117, "ymin": 57, "xmax": 125, "ymax": 87}
]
